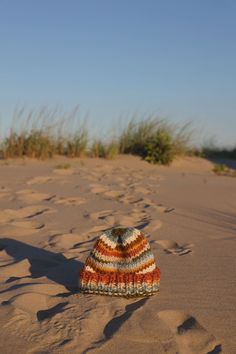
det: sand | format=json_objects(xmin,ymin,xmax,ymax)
[{"xmin": 0, "ymin": 155, "xmax": 235, "ymax": 354}]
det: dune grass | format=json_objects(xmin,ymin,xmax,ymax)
[
  {"xmin": 0, "ymin": 106, "xmax": 195, "ymax": 164},
  {"xmin": 212, "ymin": 163, "xmax": 236, "ymax": 177},
  {"xmin": 90, "ymin": 139, "xmax": 119, "ymax": 159},
  {"xmin": 119, "ymin": 118, "xmax": 193, "ymax": 165},
  {"xmin": 0, "ymin": 106, "xmax": 89, "ymax": 159}
]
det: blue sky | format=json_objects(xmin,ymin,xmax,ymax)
[{"xmin": 0, "ymin": 0, "xmax": 235, "ymax": 146}]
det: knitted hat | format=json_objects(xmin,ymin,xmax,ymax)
[{"xmin": 79, "ymin": 227, "xmax": 160, "ymax": 297}]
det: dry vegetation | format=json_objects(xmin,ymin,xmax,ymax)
[
  {"xmin": 212, "ymin": 164, "xmax": 236, "ymax": 177},
  {"xmin": 1, "ymin": 106, "xmax": 235, "ymax": 166}
]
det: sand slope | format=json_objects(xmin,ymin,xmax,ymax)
[{"xmin": 0, "ymin": 155, "xmax": 235, "ymax": 353}]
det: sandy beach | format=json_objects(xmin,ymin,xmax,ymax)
[{"xmin": 0, "ymin": 155, "xmax": 235, "ymax": 354}]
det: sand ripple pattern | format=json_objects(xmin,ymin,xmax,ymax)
[{"xmin": 0, "ymin": 158, "xmax": 223, "ymax": 354}]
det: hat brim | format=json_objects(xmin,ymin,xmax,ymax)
[{"xmin": 79, "ymin": 268, "xmax": 160, "ymax": 297}]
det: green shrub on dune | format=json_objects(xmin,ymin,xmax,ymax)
[
  {"xmin": 144, "ymin": 129, "xmax": 175, "ymax": 165},
  {"xmin": 118, "ymin": 118, "xmax": 192, "ymax": 165}
]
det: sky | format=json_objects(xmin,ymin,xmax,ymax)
[{"xmin": 0, "ymin": 0, "xmax": 235, "ymax": 146}]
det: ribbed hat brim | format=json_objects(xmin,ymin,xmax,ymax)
[{"xmin": 79, "ymin": 268, "xmax": 160, "ymax": 297}]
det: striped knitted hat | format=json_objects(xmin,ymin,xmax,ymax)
[{"xmin": 79, "ymin": 227, "xmax": 160, "ymax": 297}]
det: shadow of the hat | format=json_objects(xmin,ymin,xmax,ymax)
[{"xmin": 0, "ymin": 237, "xmax": 83, "ymax": 293}]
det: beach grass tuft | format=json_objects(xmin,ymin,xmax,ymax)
[
  {"xmin": 2, "ymin": 106, "xmax": 229, "ymax": 165},
  {"xmin": 212, "ymin": 163, "xmax": 236, "ymax": 177},
  {"xmin": 118, "ymin": 118, "xmax": 193, "ymax": 165}
]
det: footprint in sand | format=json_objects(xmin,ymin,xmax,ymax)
[
  {"xmin": 103, "ymin": 190, "xmax": 125, "ymax": 199},
  {"xmin": 118, "ymin": 195, "xmax": 145, "ymax": 205},
  {"xmin": 0, "ymin": 193, "xmax": 10, "ymax": 200},
  {"xmin": 143, "ymin": 198, "xmax": 175, "ymax": 213},
  {"xmin": 128, "ymin": 184, "xmax": 153, "ymax": 195},
  {"xmin": 84, "ymin": 210, "xmax": 115, "ymax": 224},
  {"xmin": 54, "ymin": 197, "xmax": 85, "ymax": 206},
  {"xmin": 0, "ymin": 282, "xmax": 69, "ymax": 302},
  {"xmin": 153, "ymin": 204, "xmax": 175, "ymax": 213},
  {"xmin": 0, "ymin": 205, "xmax": 55, "ymax": 224},
  {"xmin": 61, "ymin": 224, "xmax": 107, "ymax": 245},
  {"xmin": 27, "ymin": 176, "xmax": 56, "ymax": 185},
  {"xmin": 0, "ymin": 259, "xmax": 31, "ymax": 282},
  {"xmin": 116, "ymin": 194, "xmax": 173, "ymax": 214},
  {"xmin": 0, "ymin": 187, "xmax": 11, "ymax": 199},
  {"xmin": 27, "ymin": 175, "xmax": 70, "ymax": 186},
  {"xmin": 1, "ymin": 292, "xmax": 59, "ymax": 318},
  {"xmin": 0, "ymin": 186, "xmax": 11, "ymax": 192},
  {"xmin": 0, "ymin": 248, "xmax": 15, "ymax": 266},
  {"xmin": 142, "ymin": 219, "xmax": 163, "ymax": 233},
  {"xmin": 0, "ymin": 220, "xmax": 45, "ymax": 237},
  {"xmin": 46, "ymin": 232, "xmax": 95, "ymax": 258},
  {"xmin": 84, "ymin": 209, "xmax": 161, "ymax": 232},
  {"xmin": 47, "ymin": 233, "xmax": 81, "ymax": 250},
  {"xmin": 154, "ymin": 240, "xmax": 193, "ymax": 256},
  {"xmin": 114, "ymin": 210, "xmax": 150, "ymax": 229},
  {"xmin": 84, "ymin": 209, "xmax": 124, "ymax": 227},
  {"xmin": 111, "ymin": 210, "xmax": 162, "ymax": 232},
  {"xmin": 88, "ymin": 184, "xmax": 109, "ymax": 194},
  {"xmin": 84, "ymin": 173, "xmax": 100, "ymax": 182},
  {"xmin": 112, "ymin": 176, "xmax": 127, "ymax": 183},
  {"xmin": 158, "ymin": 310, "xmax": 221, "ymax": 354},
  {"xmin": 16, "ymin": 189, "xmax": 55, "ymax": 204},
  {"xmin": 53, "ymin": 168, "xmax": 76, "ymax": 175}
]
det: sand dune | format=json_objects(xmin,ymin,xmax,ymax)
[
  {"xmin": 0, "ymin": 155, "xmax": 235, "ymax": 353},
  {"xmin": 16, "ymin": 189, "xmax": 55, "ymax": 203}
]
